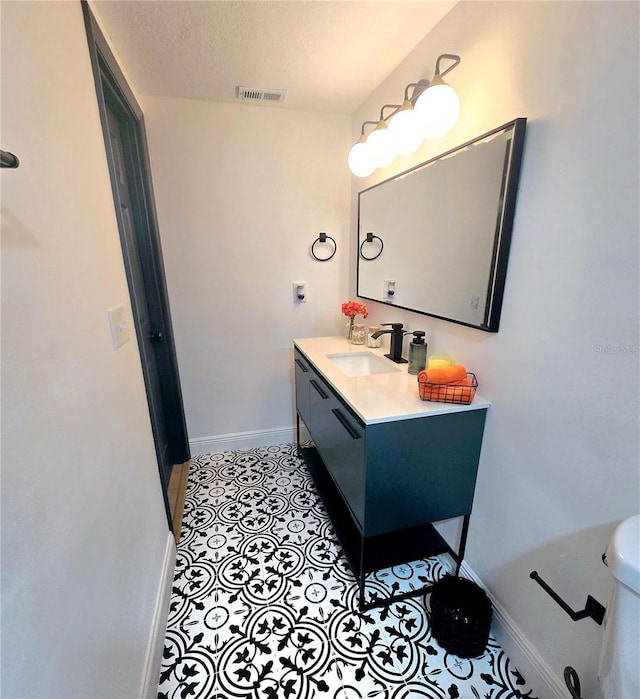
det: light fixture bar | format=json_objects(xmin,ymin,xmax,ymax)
[
  {"xmin": 380, "ymin": 104, "xmax": 401, "ymax": 119},
  {"xmin": 435, "ymin": 54, "xmax": 461, "ymax": 78},
  {"xmin": 405, "ymin": 80, "xmax": 430, "ymax": 103},
  {"xmin": 359, "ymin": 120, "xmax": 378, "ymax": 137}
]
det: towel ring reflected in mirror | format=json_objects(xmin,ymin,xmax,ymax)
[
  {"xmin": 360, "ymin": 232, "xmax": 384, "ymax": 261},
  {"xmin": 311, "ymin": 232, "xmax": 337, "ymax": 261}
]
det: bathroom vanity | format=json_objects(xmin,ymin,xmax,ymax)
[{"xmin": 293, "ymin": 336, "xmax": 490, "ymax": 610}]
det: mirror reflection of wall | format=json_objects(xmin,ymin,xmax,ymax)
[{"xmin": 357, "ymin": 119, "xmax": 527, "ymax": 332}]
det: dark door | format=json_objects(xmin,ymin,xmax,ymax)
[
  {"xmin": 105, "ymin": 104, "xmax": 172, "ymax": 486},
  {"xmin": 83, "ymin": 2, "xmax": 190, "ymax": 532}
]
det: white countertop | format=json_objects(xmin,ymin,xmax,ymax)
[{"xmin": 294, "ymin": 336, "xmax": 490, "ymax": 425}]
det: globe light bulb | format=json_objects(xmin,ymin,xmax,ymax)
[
  {"xmin": 366, "ymin": 121, "xmax": 395, "ymax": 168},
  {"xmin": 387, "ymin": 101, "xmax": 424, "ymax": 156},
  {"xmin": 347, "ymin": 137, "xmax": 376, "ymax": 177},
  {"xmin": 414, "ymin": 77, "xmax": 460, "ymax": 140}
]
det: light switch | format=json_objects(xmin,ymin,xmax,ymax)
[
  {"xmin": 293, "ymin": 282, "xmax": 307, "ymax": 303},
  {"xmin": 107, "ymin": 305, "xmax": 130, "ymax": 350}
]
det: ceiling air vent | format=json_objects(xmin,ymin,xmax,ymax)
[{"xmin": 237, "ymin": 86, "xmax": 288, "ymax": 104}]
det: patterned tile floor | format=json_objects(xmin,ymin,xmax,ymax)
[{"xmin": 158, "ymin": 443, "xmax": 537, "ymax": 699}]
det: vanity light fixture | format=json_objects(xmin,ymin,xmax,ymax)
[
  {"xmin": 413, "ymin": 54, "xmax": 461, "ymax": 140},
  {"xmin": 387, "ymin": 98, "xmax": 423, "ymax": 156},
  {"xmin": 347, "ymin": 120, "xmax": 378, "ymax": 177},
  {"xmin": 365, "ymin": 116, "xmax": 395, "ymax": 169},
  {"xmin": 347, "ymin": 53, "xmax": 461, "ymax": 177}
]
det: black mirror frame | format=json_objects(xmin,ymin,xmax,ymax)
[{"xmin": 356, "ymin": 118, "xmax": 527, "ymax": 332}]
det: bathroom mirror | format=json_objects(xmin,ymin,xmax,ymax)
[{"xmin": 357, "ymin": 118, "xmax": 527, "ymax": 332}]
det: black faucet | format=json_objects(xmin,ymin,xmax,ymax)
[{"xmin": 371, "ymin": 323, "xmax": 408, "ymax": 363}]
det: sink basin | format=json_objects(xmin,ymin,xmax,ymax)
[{"xmin": 326, "ymin": 351, "xmax": 400, "ymax": 377}]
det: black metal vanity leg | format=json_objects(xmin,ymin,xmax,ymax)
[
  {"xmin": 455, "ymin": 515, "xmax": 471, "ymax": 576},
  {"xmin": 358, "ymin": 535, "xmax": 367, "ymax": 610},
  {"xmin": 296, "ymin": 413, "xmax": 301, "ymax": 455}
]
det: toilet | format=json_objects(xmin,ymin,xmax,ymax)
[{"xmin": 598, "ymin": 514, "xmax": 640, "ymax": 698}]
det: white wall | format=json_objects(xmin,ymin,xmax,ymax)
[
  {"xmin": 1, "ymin": 2, "xmax": 171, "ymax": 697},
  {"xmin": 351, "ymin": 2, "xmax": 639, "ymax": 696},
  {"xmin": 141, "ymin": 96, "xmax": 351, "ymax": 450}
]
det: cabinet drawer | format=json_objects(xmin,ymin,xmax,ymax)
[
  {"xmin": 309, "ymin": 377, "xmax": 365, "ymax": 528},
  {"xmin": 324, "ymin": 406, "xmax": 365, "ymax": 529}
]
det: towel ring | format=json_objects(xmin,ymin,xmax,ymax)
[
  {"xmin": 360, "ymin": 232, "xmax": 383, "ymax": 261},
  {"xmin": 311, "ymin": 232, "xmax": 337, "ymax": 262}
]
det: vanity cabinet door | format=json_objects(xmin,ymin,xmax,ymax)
[
  {"xmin": 321, "ymin": 405, "xmax": 365, "ymax": 529},
  {"xmin": 308, "ymin": 370, "xmax": 365, "ymax": 528},
  {"xmin": 294, "ymin": 349, "xmax": 311, "ymax": 427},
  {"xmin": 364, "ymin": 410, "xmax": 487, "ymax": 537}
]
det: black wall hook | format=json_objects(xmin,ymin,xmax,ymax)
[
  {"xmin": 530, "ymin": 571, "xmax": 605, "ymax": 625},
  {"xmin": 311, "ymin": 232, "xmax": 336, "ymax": 261},
  {"xmin": 1, "ymin": 150, "xmax": 20, "ymax": 169}
]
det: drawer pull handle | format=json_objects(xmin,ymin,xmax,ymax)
[
  {"xmin": 310, "ymin": 379, "xmax": 329, "ymax": 400},
  {"xmin": 295, "ymin": 358, "xmax": 309, "ymax": 373},
  {"xmin": 332, "ymin": 408, "xmax": 361, "ymax": 439}
]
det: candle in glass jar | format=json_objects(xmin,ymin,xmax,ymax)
[
  {"xmin": 366, "ymin": 325, "xmax": 381, "ymax": 348},
  {"xmin": 351, "ymin": 323, "xmax": 366, "ymax": 345}
]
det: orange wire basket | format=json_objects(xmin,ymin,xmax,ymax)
[{"xmin": 418, "ymin": 372, "xmax": 478, "ymax": 405}]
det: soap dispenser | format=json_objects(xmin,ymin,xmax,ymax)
[{"xmin": 408, "ymin": 331, "xmax": 427, "ymax": 375}]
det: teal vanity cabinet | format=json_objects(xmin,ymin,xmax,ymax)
[{"xmin": 293, "ymin": 339, "xmax": 489, "ymax": 610}]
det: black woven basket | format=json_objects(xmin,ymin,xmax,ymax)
[{"xmin": 429, "ymin": 575, "xmax": 493, "ymax": 658}]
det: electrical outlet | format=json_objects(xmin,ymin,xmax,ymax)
[
  {"xmin": 384, "ymin": 279, "xmax": 396, "ymax": 301},
  {"xmin": 293, "ymin": 282, "xmax": 307, "ymax": 303}
]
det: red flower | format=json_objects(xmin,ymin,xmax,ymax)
[{"xmin": 341, "ymin": 300, "xmax": 368, "ymax": 319}]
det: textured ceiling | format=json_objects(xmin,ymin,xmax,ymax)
[{"xmin": 91, "ymin": 1, "xmax": 456, "ymax": 114}]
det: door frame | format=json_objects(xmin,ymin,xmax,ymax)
[{"xmin": 82, "ymin": 2, "xmax": 190, "ymax": 530}]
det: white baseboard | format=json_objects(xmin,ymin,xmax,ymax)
[
  {"xmin": 140, "ymin": 532, "xmax": 176, "ymax": 699},
  {"xmin": 459, "ymin": 562, "xmax": 567, "ymax": 699},
  {"xmin": 189, "ymin": 425, "xmax": 310, "ymax": 456}
]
